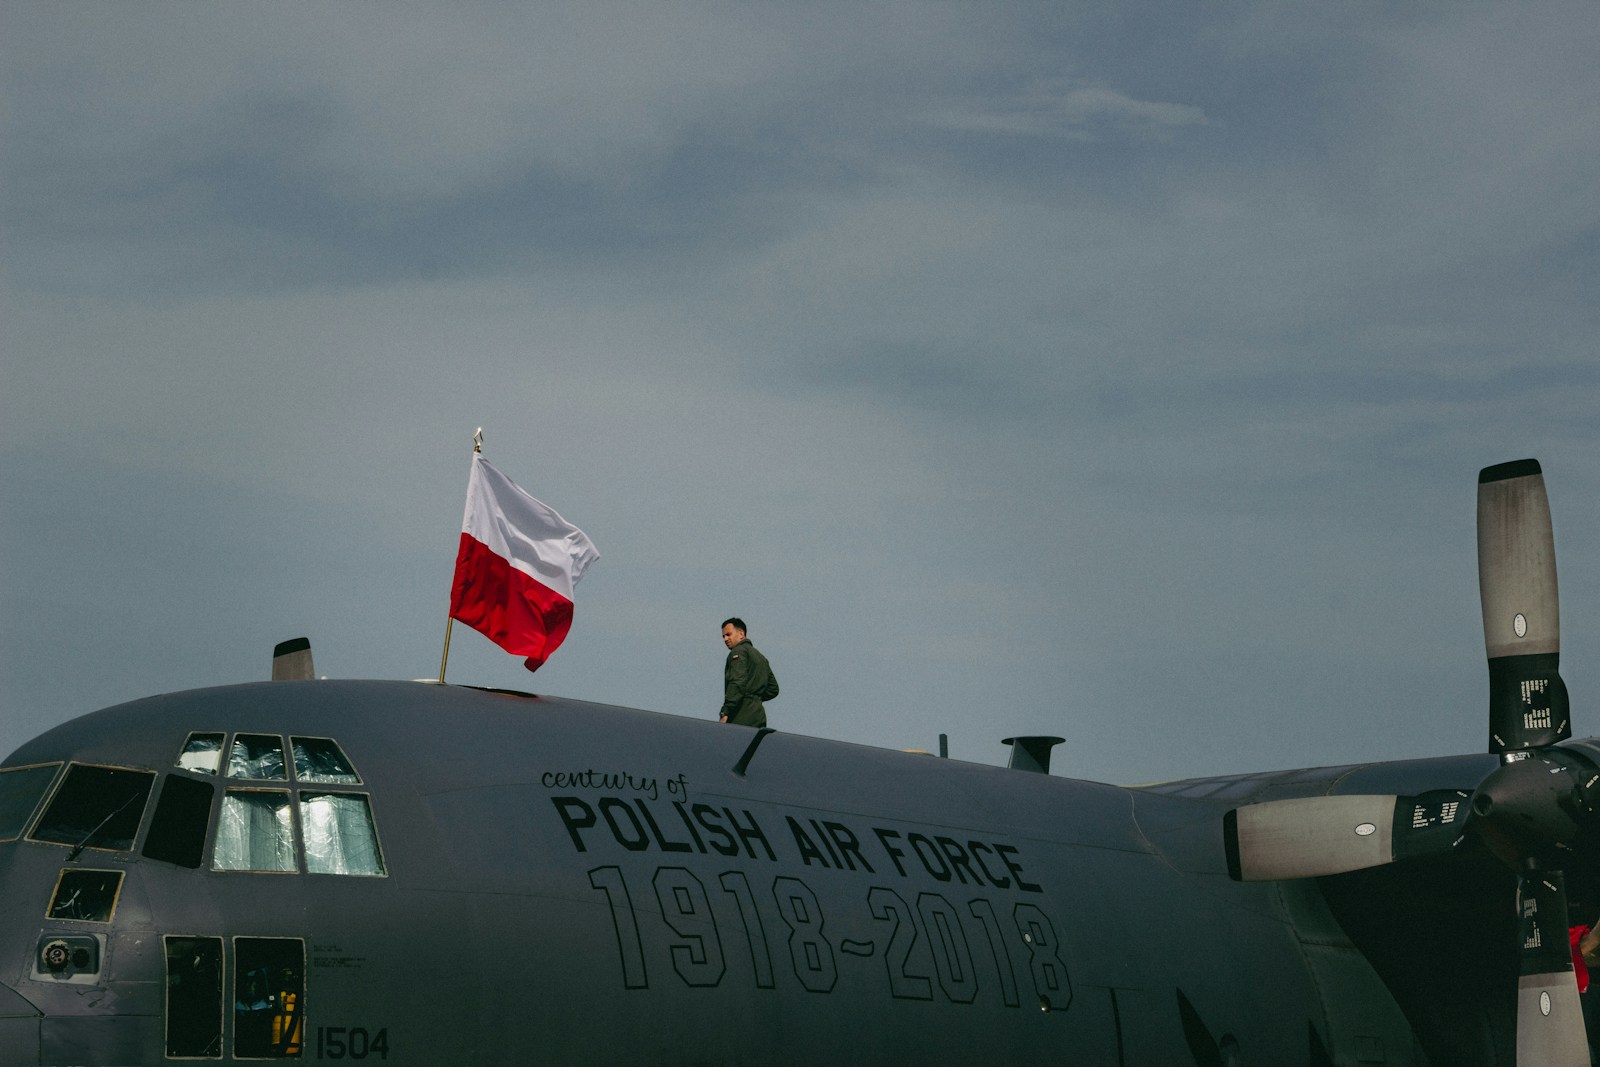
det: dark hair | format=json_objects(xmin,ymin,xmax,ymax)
[{"xmin": 721, "ymin": 617, "xmax": 747, "ymax": 634}]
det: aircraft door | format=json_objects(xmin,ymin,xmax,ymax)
[
  {"xmin": 164, "ymin": 936, "xmax": 223, "ymax": 1058},
  {"xmin": 235, "ymin": 937, "xmax": 305, "ymax": 1058},
  {"xmin": 163, "ymin": 935, "xmax": 306, "ymax": 1059}
]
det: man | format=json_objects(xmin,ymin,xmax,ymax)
[{"xmin": 719, "ymin": 617, "xmax": 777, "ymax": 727}]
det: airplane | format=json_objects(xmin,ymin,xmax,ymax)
[{"xmin": 0, "ymin": 458, "xmax": 1595, "ymax": 1066}]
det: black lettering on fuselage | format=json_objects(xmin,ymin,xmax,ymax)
[
  {"xmin": 557, "ymin": 794, "xmax": 1038, "ymax": 892},
  {"xmin": 788, "ymin": 817, "xmax": 830, "ymax": 867},
  {"xmin": 692, "ymin": 804, "xmax": 740, "ymax": 857},
  {"xmin": 875, "ymin": 828, "xmax": 909, "ymax": 876},
  {"xmin": 672, "ymin": 802, "xmax": 707, "ymax": 852},
  {"xmin": 541, "ymin": 770, "xmax": 660, "ymax": 801},
  {"xmin": 935, "ymin": 836, "xmax": 982, "ymax": 885},
  {"xmin": 600, "ymin": 797, "xmax": 650, "ymax": 852},
  {"xmin": 727, "ymin": 807, "xmax": 776, "ymax": 861},
  {"xmin": 635, "ymin": 799, "xmax": 693, "ymax": 853},
  {"xmin": 552, "ymin": 796, "xmax": 597, "ymax": 852},
  {"xmin": 969, "ymin": 842, "xmax": 1011, "ymax": 888},
  {"xmin": 994, "ymin": 844, "xmax": 1042, "ymax": 893},
  {"xmin": 809, "ymin": 820, "xmax": 843, "ymax": 867},
  {"xmin": 823, "ymin": 821, "xmax": 873, "ymax": 873},
  {"xmin": 908, "ymin": 833, "xmax": 952, "ymax": 882}
]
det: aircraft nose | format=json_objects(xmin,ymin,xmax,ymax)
[{"xmin": 0, "ymin": 980, "xmax": 42, "ymax": 1066}]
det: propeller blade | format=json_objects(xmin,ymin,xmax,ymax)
[
  {"xmin": 1225, "ymin": 790, "xmax": 1470, "ymax": 881},
  {"xmin": 1514, "ymin": 868, "xmax": 1589, "ymax": 1066},
  {"xmin": 1227, "ymin": 462, "xmax": 1593, "ymax": 1062},
  {"xmin": 271, "ymin": 637, "xmax": 315, "ymax": 681},
  {"xmin": 1479, "ymin": 460, "xmax": 1570, "ymax": 752},
  {"xmin": 1478, "ymin": 461, "xmax": 1589, "ymax": 1062}
]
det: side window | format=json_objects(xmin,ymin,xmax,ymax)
[
  {"xmin": 227, "ymin": 735, "xmax": 287, "ymax": 781},
  {"xmin": 30, "ymin": 764, "xmax": 156, "ymax": 854},
  {"xmin": 143, "ymin": 775, "xmax": 216, "ymax": 868},
  {"xmin": 213, "ymin": 791, "xmax": 296, "ymax": 872},
  {"xmin": 300, "ymin": 793, "xmax": 386, "ymax": 876},
  {"xmin": 0, "ymin": 763, "xmax": 61, "ymax": 841}
]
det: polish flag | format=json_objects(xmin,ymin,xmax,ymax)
[{"xmin": 449, "ymin": 454, "xmax": 600, "ymax": 671}]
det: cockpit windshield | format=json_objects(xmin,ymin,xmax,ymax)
[
  {"xmin": 4, "ymin": 734, "xmax": 384, "ymax": 876},
  {"xmin": 30, "ymin": 764, "xmax": 157, "ymax": 853},
  {"xmin": 0, "ymin": 763, "xmax": 61, "ymax": 841}
]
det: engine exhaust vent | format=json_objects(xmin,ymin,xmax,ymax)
[{"xmin": 1002, "ymin": 736, "xmax": 1064, "ymax": 774}]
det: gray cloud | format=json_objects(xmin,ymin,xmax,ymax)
[
  {"xmin": 925, "ymin": 80, "xmax": 1208, "ymax": 141},
  {"xmin": 5, "ymin": 2, "xmax": 1600, "ymax": 786}
]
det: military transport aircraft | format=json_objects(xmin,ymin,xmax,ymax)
[{"xmin": 1, "ymin": 459, "xmax": 1596, "ymax": 1065}]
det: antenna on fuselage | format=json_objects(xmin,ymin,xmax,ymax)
[{"xmin": 272, "ymin": 637, "xmax": 315, "ymax": 680}]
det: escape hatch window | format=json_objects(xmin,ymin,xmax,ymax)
[
  {"xmin": 0, "ymin": 763, "xmax": 61, "ymax": 841},
  {"xmin": 291, "ymin": 737, "xmax": 360, "ymax": 784},
  {"xmin": 227, "ymin": 735, "xmax": 287, "ymax": 781},
  {"xmin": 300, "ymin": 793, "xmax": 385, "ymax": 876},
  {"xmin": 213, "ymin": 790, "xmax": 296, "ymax": 872},
  {"xmin": 48, "ymin": 868, "xmax": 124, "ymax": 923},
  {"xmin": 30, "ymin": 764, "xmax": 156, "ymax": 854},
  {"xmin": 177, "ymin": 733, "xmax": 225, "ymax": 775}
]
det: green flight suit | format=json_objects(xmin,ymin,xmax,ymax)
[{"xmin": 722, "ymin": 638, "xmax": 775, "ymax": 727}]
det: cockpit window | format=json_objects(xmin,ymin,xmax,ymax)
[
  {"xmin": 300, "ymin": 793, "xmax": 385, "ymax": 876},
  {"xmin": 227, "ymin": 735, "xmax": 287, "ymax": 781},
  {"xmin": 0, "ymin": 763, "xmax": 61, "ymax": 841},
  {"xmin": 213, "ymin": 790, "xmax": 296, "ymax": 872},
  {"xmin": 143, "ymin": 774, "xmax": 216, "ymax": 869},
  {"xmin": 30, "ymin": 764, "xmax": 156, "ymax": 854},
  {"xmin": 291, "ymin": 737, "xmax": 360, "ymax": 784},
  {"xmin": 177, "ymin": 733, "xmax": 226, "ymax": 775},
  {"xmin": 48, "ymin": 868, "xmax": 125, "ymax": 923}
]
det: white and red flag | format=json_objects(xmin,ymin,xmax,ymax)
[{"xmin": 449, "ymin": 454, "xmax": 600, "ymax": 672}]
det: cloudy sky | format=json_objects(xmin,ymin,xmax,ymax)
[{"xmin": 4, "ymin": 3, "xmax": 1599, "ymax": 785}]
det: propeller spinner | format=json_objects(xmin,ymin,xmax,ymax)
[{"xmin": 1225, "ymin": 459, "xmax": 1598, "ymax": 1066}]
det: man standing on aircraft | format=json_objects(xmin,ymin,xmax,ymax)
[{"xmin": 720, "ymin": 617, "xmax": 776, "ymax": 727}]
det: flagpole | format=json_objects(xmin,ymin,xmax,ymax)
[
  {"xmin": 438, "ymin": 428, "xmax": 484, "ymax": 684},
  {"xmin": 438, "ymin": 619, "xmax": 454, "ymax": 684}
]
